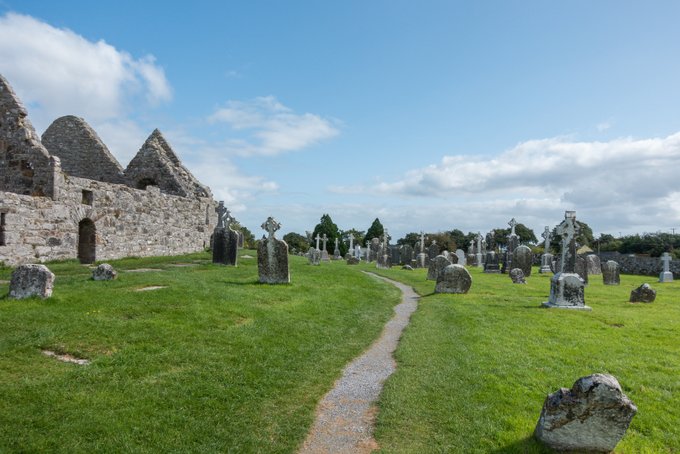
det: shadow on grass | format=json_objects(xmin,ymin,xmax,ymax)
[{"xmin": 490, "ymin": 435, "xmax": 550, "ymax": 453}]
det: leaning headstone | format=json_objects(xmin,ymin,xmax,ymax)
[
  {"xmin": 543, "ymin": 211, "xmax": 590, "ymax": 310},
  {"xmin": 435, "ymin": 264, "xmax": 472, "ymax": 294},
  {"xmin": 629, "ymin": 283, "xmax": 656, "ymax": 303},
  {"xmin": 586, "ymin": 254, "xmax": 602, "ymax": 276},
  {"xmin": 534, "ymin": 374, "xmax": 637, "ymax": 453},
  {"xmin": 9, "ymin": 264, "xmax": 55, "ymax": 299},
  {"xmin": 257, "ymin": 217, "xmax": 290, "ymax": 284},
  {"xmin": 427, "ymin": 255, "xmax": 452, "ymax": 280},
  {"xmin": 455, "ymin": 249, "xmax": 466, "ymax": 266},
  {"xmin": 659, "ymin": 252, "xmax": 673, "ymax": 283},
  {"xmin": 92, "ymin": 263, "xmax": 117, "ymax": 281},
  {"xmin": 212, "ymin": 201, "xmax": 238, "ymax": 266},
  {"xmin": 512, "ymin": 245, "xmax": 533, "ymax": 277},
  {"xmin": 601, "ymin": 260, "xmax": 620, "ymax": 285},
  {"xmin": 509, "ymin": 268, "xmax": 526, "ymax": 284}
]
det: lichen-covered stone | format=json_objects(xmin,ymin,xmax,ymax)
[
  {"xmin": 435, "ymin": 264, "xmax": 472, "ymax": 294},
  {"xmin": 212, "ymin": 227, "xmax": 238, "ymax": 266},
  {"xmin": 346, "ymin": 256, "xmax": 360, "ymax": 265},
  {"xmin": 9, "ymin": 264, "xmax": 55, "ymax": 299},
  {"xmin": 586, "ymin": 254, "xmax": 602, "ymax": 276},
  {"xmin": 543, "ymin": 273, "xmax": 591, "ymax": 310},
  {"xmin": 534, "ymin": 374, "xmax": 637, "ymax": 452},
  {"xmin": 630, "ymin": 283, "xmax": 656, "ymax": 303},
  {"xmin": 257, "ymin": 237, "xmax": 289, "ymax": 284},
  {"xmin": 427, "ymin": 255, "xmax": 452, "ymax": 280},
  {"xmin": 601, "ymin": 260, "xmax": 620, "ymax": 285},
  {"xmin": 509, "ymin": 268, "xmax": 526, "ymax": 284},
  {"xmin": 512, "ymin": 245, "xmax": 533, "ymax": 277},
  {"xmin": 308, "ymin": 249, "xmax": 321, "ymax": 266},
  {"xmin": 92, "ymin": 263, "xmax": 117, "ymax": 281}
]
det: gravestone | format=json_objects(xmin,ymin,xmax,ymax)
[
  {"xmin": 434, "ymin": 264, "xmax": 472, "ymax": 294},
  {"xmin": 575, "ymin": 254, "xmax": 589, "ymax": 285},
  {"xmin": 540, "ymin": 226, "xmax": 553, "ymax": 273},
  {"xmin": 92, "ymin": 263, "xmax": 117, "ymax": 281},
  {"xmin": 389, "ymin": 245, "xmax": 401, "ymax": 265},
  {"xmin": 369, "ymin": 238, "xmax": 381, "ymax": 262},
  {"xmin": 455, "ymin": 249, "xmax": 466, "ymax": 266},
  {"xmin": 659, "ymin": 252, "xmax": 673, "ymax": 283},
  {"xmin": 483, "ymin": 250, "xmax": 501, "ymax": 273},
  {"xmin": 308, "ymin": 248, "xmax": 321, "ymax": 266},
  {"xmin": 467, "ymin": 239, "xmax": 476, "ymax": 266},
  {"xmin": 346, "ymin": 256, "xmax": 359, "ymax": 265},
  {"xmin": 512, "ymin": 245, "xmax": 533, "ymax": 277},
  {"xmin": 376, "ymin": 234, "xmax": 392, "ymax": 269},
  {"xmin": 346, "ymin": 233, "xmax": 354, "ymax": 259},
  {"xmin": 586, "ymin": 254, "xmax": 602, "ymax": 276},
  {"xmin": 428, "ymin": 241, "xmax": 439, "ymax": 260},
  {"xmin": 534, "ymin": 374, "xmax": 637, "ymax": 453},
  {"xmin": 509, "ymin": 268, "xmax": 526, "ymax": 284},
  {"xmin": 543, "ymin": 211, "xmax": 590, "ymax": 310},
  {"xmin": 212, "ymin": 201, "xmax": 238, "ymax": 266},
  {"xmin": 257, "ymin": 217, "xmax": 290, "ymax": 284},
  {"xmin": 504, "ymin": 218, "xmax": 519, "ymax": 273},
  {"xmin": 321, "ymin": 234, "xmax": 330, "ymax": 262},
  {"xmin": 9, "ymin": 264, "xmax": 55, "ymax": 299},
  {"xmin": 475, "ymin": 232, "xmax": 484, "ymax": 269},
  {"xmin": 401, "ymin": 244, "xmax": 414, "ymax": 265},
  {"xmin": 629, "ymin": 283, "xmax": 656, "ymax": 303},
  {"xmin": 416, "ymin": 232, "xmax": 428, "ymax": 268},
  {"xmin": 333, "ymin": 238, "xmax": 341, "ymax": 260},
  {"xmin": 601, "ymin": 260, "xmax": 620, "ymax": 285},
  {"xmin": 354, "ymin": 245, "xmax": 362, "ymax": 260},
  {"xmin": 427, "ymin": 255, "xmax": 452, "ymax": 280}
]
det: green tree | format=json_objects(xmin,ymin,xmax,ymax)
[
  {"xmin": 397, "ymin": 232, "xmax": 421, "ymax": 247},
  {"xmin": 283, "ymin": 232, "xmax": 310, "ymax": 254},
  {"xmin": 365, "ymin": 218, "xmax": 384, "ymax": 242},
  {"xmin": 550, "ymin": 219, "xmax": 594, "ymax": 252},
  {"xmin": 311, "ymin": 214, "xmax": 346, "ymax": 256},
  {"xmin": 230, "ymin": 220, "xmax": 255, "ymax": 249},
  {"xmin": 343, "ymin": 228, "xmax": 365, "ymax": 251}
]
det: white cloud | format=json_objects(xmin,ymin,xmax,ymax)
[
  {"xmin": 0, "ymin": 12, "xmax": 171, "ymax": 132},
  {"xmin": 208, "ymin": 96, "xmax": 340, "ymax": 156},
  {"xmin": 596, "ymin": 121, "xmax": 612, "ymax": 132}
]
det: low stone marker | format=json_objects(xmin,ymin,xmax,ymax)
[
  {"xmin": 427, "ymin": 255, "xmax": 452, "ymax": 280},
  {"xmin": 509, "ymin": 268, "xmax": 526, "ymax": 284},
  {"xmin": 601, "ymin": 260, "xmax": 620, "ymax": 285},
  {"xmin": 9, "ymin": 264, "xmax": 55, "ymax": 299},
  {"xmin": 434, "ymin": 264, "xmax": 472, "ymax": 294},
  {"xmin": 346, "ymin": 256, "xmax": 359, "ymax": 265},
  {"xmin": 401, "ymin": 265, "xmax": 413, "ymax": 271},
  {"xmin": 534, "ymin": 374, "xmax": 637, "ymax": 452},
  {"xmin": 308, "ymin": 249, "xmax": 321, "ymax": 266},
  {"xmin": 257, "ymin": 217, "xmax": 290, "ymax": 284},
  {"xmin": 630, "ymin": 283, "xmax": 656, "ymax": 303},
  {"xmin": 92, "ymin": 263, "xmax": 117, "ymax": 281}
]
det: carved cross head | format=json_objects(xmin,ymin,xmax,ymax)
[{"xmin": 261, "ymin": 216, "xmax": 280, "ymax": 239}]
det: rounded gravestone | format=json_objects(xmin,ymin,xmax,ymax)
[
  {"xmin": 512, "ymin": 245, "xmax": 533, "ymax": 277},
  {"xmin": 92, "ymin": 263, "xmax": 117, "ymax": 281},
  {"xmin": 9, "ymin": 264, "xmax": 55, "ymax": 299},
  {"xmin": 586, "ymin": 254, "xmax": 602, "ymax": 276},
  {"xmin": 427, "ymin": 255, "xmax": 452, "ymax": 281},
  {"xmin": 601, "ymin": 260, "xmax": 620, "ymax": 285},
  {"xmin": 630, "ymin": 283, "xmax": 656, "ymax": 303},
  {"xmin": 435, "ymin": 264, "xmax": 472, "ymax": 294},
  {"xmin": 509, "ymin": 268, "xmax": 526, "ymax": 284}
]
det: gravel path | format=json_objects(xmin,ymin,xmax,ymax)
[{"xmin": 299, "ymin": 272, "xmax": 419, "ymax": 454}]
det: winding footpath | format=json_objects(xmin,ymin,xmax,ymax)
[{"xmin": 299, "ymin": 272, "xmax": 419, "ymax": 454}]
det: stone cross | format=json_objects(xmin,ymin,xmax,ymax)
[
  {"xmin": 420, "ymin": 231, "xmax": 425, "ymax": 252},
  {"xmin": 469, "ymin": 239, "xmax": 475, "ymax": 254},
  {"xmin": 348, "ymin": 233, "xmax": 354, "ymax": 251},
  {"xmin": 476, "ymin": 232, "xmax": 483, "ymax": 252},
  {"xmin": 215, "ymin": 201, "xmax": 230, "ymax": 229},
  {"xmin": 384, "ymin": 229, "xmax": 389, "ymax": 246},
  {"xmin": 542, "ymin": 226, "xmax": 551, "ymax": 250},
  {"xmin": 661, "ymin": 252, "xmax": 672, "ymax": 273},
  {"xmin": 508, "ymin": 218, "xmax": 517, "ymax": 237},
  {"xmin": 261, "ymin": 216, "xmax": 280, "ymax": 240},
  {"xmin": 315, "ymin": 234, "xmax": 321, "ymax": 250},
  {"xmin": 322, "ymin": 234, "xmax": 328, "ymax": 251},
  {"xmin": 334, "ymin": 237, "xmax": 339, "ymax": 249},
  {"xmin": 556, "ymin": 211, "xmax": 579, "ymax": 273}
]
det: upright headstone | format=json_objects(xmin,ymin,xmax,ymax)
[
  {"xmin": 435, "ymin": 264, "xmax": 472, "ymax": 294},
  {"xmin": 370, "ymin": 238, "xmax": 381, "ymax": 262},
  {"xmin": 427, "ymin": 255, "xmax": 452, "ymax": 280},
  {"xmin": 542, "ymin": 211, "xmax": 590, "ymax": 310},
  {"xmin": 659, "ymin": 252, "xmax": 673, "ymax": 283},
  {"xmin": 601, "ymin": 260, "xmax": 620, "ymax": 285},
  {"xmin": 484, "ymin": 250, "xmax": 501, "ymax": 273},
  {"xmin": 333, "ymin": 238, "xmax": 341, "ymax": 259},
  {"xmin": 467, "ymin": 239, "xmax": 476, "ymax": 266},
  {"xmin": 354, "ymin": 244, "xmax": 362, "ymax": 260},
  {"xmin": 476, "ymin": 232, "xmax": 484, "ymax": 269},
  {"xmin": 308, "ymin": 248, "xmax": 321, "ymax": 265},
  {"xmin": 376, "ymin": 233, "xmax": 392, "ymax": 269},
  {"xmin": 586, "ymin": 254, "xmax": 601, "ymax": 276},
  {"xmin": 321, "ymin": 234, "xmax": 330, "ymax": 261},
  {"xmin": 540, "ymin": 226, "xmax": 553, "ymax": 273},
  {"xmin": 401, "ymin": 244, "xmax": 414, "ymax": 265},
  {"xmin": 347, "ymin": 233, "xmax": 354, "ymax": 256},
  {"xmin": 504, "ymin": 218, "xmax": 520, "ymax": 273},
  {"xmin": 575, "ymin": 254, "xmax": 589, "ymax": 285},
  {"xmin": 428, "ymin": 240, "xmax": 439, "ymax": 260},
  {"xmin": 212, "ymin": 201, "xmax": 238, "ymax": 266},
  {"xmin": 416, "ymin": 231, "xmax": 428, "ymax": 268},
  {"xmin": 513, "ymin": 245, "xmax": 533, "ymax": 277},
  {"xmin": 257, "ymin": 217, "xmax": 290, "ymax": 284},
  {"xmin": 9, "ymin": 264, "xmax": 55, "ymax": 299},
  {"xmin": 455, "ymin": 249, "xmax": 466, "ymax": 266}
]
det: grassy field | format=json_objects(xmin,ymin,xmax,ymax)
[
  {"xmin": 1, "ymin": 253, "xmax": 678, "ymax": 453},
  {"xmin": 0, "ymin": 252, "xmax": 400, "ymax": 453},
  {"xmin": 366, "ymin": 264, "xmax": 680, "ymax": 453}
]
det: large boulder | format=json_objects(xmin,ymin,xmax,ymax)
[
  {"xmin": 92, "ymin": 263, "xmax": 117, "ymax": 281},
  {"xmin": 427, "ymin": 255, "xmax": 452, "ymax": 280},
  {"xmin": 534, "ymin": 374, "xmax": 637, "ymax": 452},
  {"xmin": 9, "ymin": 264, "xmax": 55, "ymax": 299},
  {"xmin": 434, "ymin": 264, "xmax": 472, "ymax": 294},
  {"xmin": 629, "ymin": 283, "xmax": 656, "ymax": 303}
]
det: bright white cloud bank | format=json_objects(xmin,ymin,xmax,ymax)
[{"xmin": 209, "ymin": 96, "xmax": 340, "ymax": 157}]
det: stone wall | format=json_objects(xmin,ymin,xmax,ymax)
[
  {"xmin": 0, "ymin": 176, "xmax": 214, "ymax": 266},
  {"xmin": 597, "ymin": 251, "xmax": 679, "ymax": 278}
]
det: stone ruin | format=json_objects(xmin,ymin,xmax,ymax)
[{"xmin": 0, "ymin": 75, "xmax": 215, "ymax": 266}]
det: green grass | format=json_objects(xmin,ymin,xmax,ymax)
[
  {"xmin": 366, "ymin": 264, "xmax": 680, "ymax": 453},
  {"xmin": 0, "ymin": 252, "xmax": 400, "ymax": 453}
]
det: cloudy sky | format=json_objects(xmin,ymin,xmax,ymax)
[{"xmin": 2, "ymin": 1, "xmax": 680, "ymax": 240}]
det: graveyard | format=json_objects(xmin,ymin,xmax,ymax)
[{"xmin": 0, "ymin": 248, "xmax": 678, "ymax": 452}]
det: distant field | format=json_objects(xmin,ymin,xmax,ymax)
[
  {"xmin": 0, "ymin": 252, "xmax": 400, "ymax": 453},
  {"xmin": 1, "ymin": 254, "xmax": 678, "ymax": 453},
  {"xmin": 367, "ymin": 264, "xmax": 680, "ymax": 453}
]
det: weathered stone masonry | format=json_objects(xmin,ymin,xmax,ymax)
[{"xmin": 0, "ymin": 74, "xmax": 216, "ymax": 266}]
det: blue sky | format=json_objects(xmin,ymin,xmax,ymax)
[{"xmin": 2, "ymin": 1, "xmax": 680, "ymax": 240}]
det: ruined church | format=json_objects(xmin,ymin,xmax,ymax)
[{"xmin": 0, "ymin": 74, "xmax": 216, "ymax": 266}]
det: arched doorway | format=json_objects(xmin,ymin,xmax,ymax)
[
  {"xmin": 78, "ymin": 218, "xmax": 96, "ymax": 264},
  {"xmin": 137, "ymin": 178, "xmax": 157, "ymax": 190}
]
